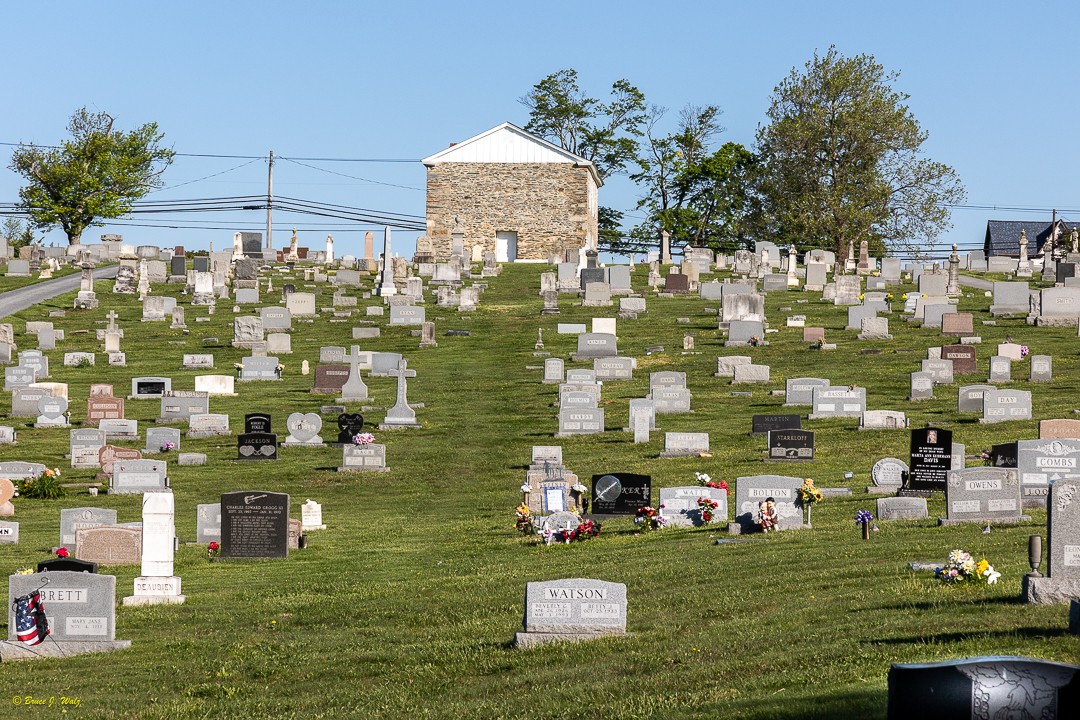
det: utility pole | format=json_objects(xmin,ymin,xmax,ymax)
[{"xmin": 266, "ymin": 150, "xmax": 274, "ymax": 252}]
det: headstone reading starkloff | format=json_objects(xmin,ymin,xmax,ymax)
[
  {"xmin": 219, "ymin": 491, "xmax": 290, "ymax": 559},
  {"xmin": 514, "ymin": 578, "xmax": 628, "ymax": 648}
]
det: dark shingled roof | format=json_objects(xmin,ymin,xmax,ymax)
[{"xmin": 984, "ymin": 220, "xmax": 1080, "ymax": 257}]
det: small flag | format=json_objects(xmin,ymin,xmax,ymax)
[{"xmin": 13, "ymin": 591, "xmax": 49, "ymax": 646}]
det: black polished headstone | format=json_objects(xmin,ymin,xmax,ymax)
[
  {"xmin": 336, "ymin": 413, "xmax": 365, "ymax": 445},
  {"xmin": 991, "ymin": 441, "xmax": 1018, "ymax": 468},
  {"xmin": 136, "ymin": 380, "xmax": 167, "ymax": 396},
  {"xmin": 907, "ymin": 427, "xmax": 953, "ymax": 492},
  {"xmin": 590, "ymin": 473, "xmax": 651, "ymax": 516},
  {"xmin": 220, "ymin": 490, "xmax": 289, "ymax": 559},
  {"xmin": 767, "ymin": 429, "xmax": 815, "ymax": 461},
  {"xmin": 37, "ymin": 557, "xmax": 97, "ymax": 573},
  {"xmin": 244, "ymin": 413, "xmax": 272, "ymax": 434},
  {"xmin": 1057, "ymin": 263, "xmax": 1076, "ymax": 284},
  {"xmin": 236, "ymin": 432, "xmax": 278, "ymax": 461},
  {"xmin": 752, "ymin": 414, "xmax": 802, "ymax": 435},
  {"xmin": 887, "ymin": 656, "xmax": 1079, "ymax": 720}
]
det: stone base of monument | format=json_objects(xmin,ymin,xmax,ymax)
[
  {"xmin": 938, "ymin": 515, "xmax": 1029, "ymax": 526},
  {"xmin": 281, "ymin": 438, "xmax": 326, "ymax": 447},
  {"xmin": 514, "ymin": 630, "xmax": 628, "ymax": 648},
  {"xmin": 1022, "ymin": 576, "xmax": 1080, "ymax": 605},
  {"xmin": 378, "ymin": 422, "xmax": 421, "ymax": 430},
  {"xmin": 865, "ymin": 486, "xmax": 898, "ymax": 495},
  {"xmin": 727, "ymin": 521, "xmax": 810, "ymax": 535},
  {"xmin": 123, "ymin": 576, "xmax": 186, "ymax": 606},
  {"xmin": 0, "ymin": 640, "xmax": 131, "ymax": 660}
]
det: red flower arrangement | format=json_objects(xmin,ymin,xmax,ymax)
[
  {"xmin": 55, "ymin": 547, "xmax": 69, "ymax": 558},
  {"xmin": 697, "ymin": 496, "xmax": 720, "ymax": 524}
]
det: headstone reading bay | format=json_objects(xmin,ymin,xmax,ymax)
[{"xmin": 219, "ymin": 491, "xmax": 290, "ymax": 559}]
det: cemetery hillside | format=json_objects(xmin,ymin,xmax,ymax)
[{"xmin": 0, "ymin": 239, "xmax": 1079, "ymax": 719}]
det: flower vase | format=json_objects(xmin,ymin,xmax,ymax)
[
  {"xmin": 804, "ymin": 504, "xmax": 811, "ymax": 527},
  {"xmin": 861, "ymin": 522, "xmax": 870, "ymax": 541}
]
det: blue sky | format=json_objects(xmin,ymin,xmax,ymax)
[{"xmin": 3, "ymin": 2, "xmax": 1078, "ymax": 258}]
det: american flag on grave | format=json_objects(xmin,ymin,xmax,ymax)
[{"xmin": 13, "ymin": 591, "xmax": 49, "ymax": 646}]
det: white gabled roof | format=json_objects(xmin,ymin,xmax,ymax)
[{"xmin": 422, "ymin": 122, "xmax": 601, "ymax": 186}]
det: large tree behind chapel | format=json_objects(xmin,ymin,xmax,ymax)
[
  {"xmin": 9, "ymin": 107, "xmax": 174, "ymax": 245},
  {"xmin": 754, "ymin": 47, "xmax": 964, "ymax": 259}
]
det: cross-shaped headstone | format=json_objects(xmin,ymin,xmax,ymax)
[
  {"xmin": 106, "ymin": 311, "xmax": 119, "ymax": 331},
  {"xmin": 382, "ymin": 357, "xmax": 417, "ymax": 426},
  {"xmin": 337, "ymin": 345, "xmax": 368, "ymax": 401}
]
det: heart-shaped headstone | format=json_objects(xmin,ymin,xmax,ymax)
[
  {"xmin": 239, "ymin": 445, "xmax": 255, "ymax": 457},
  {"xmin": 287, "ymin": 412, "xmax": 322, "ymax": 443},
  {"xmin": 0, "ymin": 478, "xmax": 14, "ymax": 505},
  {"xmin": 37, "ymin": 395, "xmax": 68, "ymax": 419},
  {"xmin": 337, "ymin": 413, "xmax": 364, "ymax": 433},
  {"xmin": 259, "ymin": 444, "xmax": 276, "ymax": 457}
]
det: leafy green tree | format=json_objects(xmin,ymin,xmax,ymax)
[
  {"xmin": 630, "ymin": 104, "xmax": 721, "ymax": 240},
  {"xmin": 520, "ymin": 69, "xmax": 646, "ymax": 181},
  {"xmin": 753, "ymin": 47, "xmax": 964, "ymax": 259},
  {"xmin": 9, "ymin": 107, "xmax": 175, "ymax": 245},
  {"xmin": 631, "ymin": 105, "xmax": 757, "ymax": 251},
  {"xmin": 0, "ymin": 217, "xmax": 36, "ymax": 250}
]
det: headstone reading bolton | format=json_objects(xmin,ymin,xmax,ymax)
[
  {"xmin": 219, "ymin": 491, "xmax": 290, "ymax": 559},
  {"xmin": 730, "ymin": 475, "xmax": 804, "ymax": 534}
]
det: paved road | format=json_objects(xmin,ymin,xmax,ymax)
[
  {"xmin": 0, "ymin": 265, "xmax": 119, "ymax": 319},
  {"xmin": 958, "ymin": 274, "xmax": 993, "ymax": 291}
]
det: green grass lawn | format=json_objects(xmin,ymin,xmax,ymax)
[{"xmin": 0, "ymin": 262, "xmax": 1077, "ymax": 719}]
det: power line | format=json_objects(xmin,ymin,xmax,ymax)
[
  {"xmin": 278, "ymin": 156, "xmax": 424, "ymax": 191},
  {"xmin": 0, "ymin": 141, "xmax": 417, "ymax": 162}
]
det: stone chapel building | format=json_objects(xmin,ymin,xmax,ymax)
[{"xmin": 422, "ymin": 122, "xmax": 600, "ymax": 262}]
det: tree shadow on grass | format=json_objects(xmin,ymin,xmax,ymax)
[
  {"xmin": 872, "ymin": 594, "xmax": 1028, "ymax": 612},
  {"xmin": 871, "ymin": 626, "xmax": 1068, "ymax": 645},
  {"xmin": 722, "ymin": 686, "xmax": 885, "ymax": 720}
]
